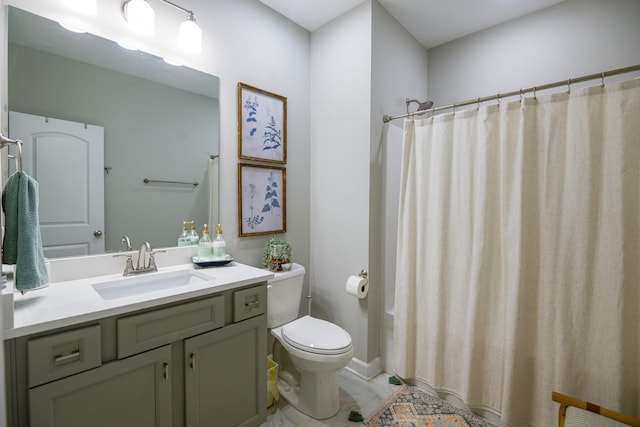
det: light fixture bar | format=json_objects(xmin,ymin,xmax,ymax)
[{"xmin": 158, "ymin": 0, "xmax": 193, "ymax": 15}]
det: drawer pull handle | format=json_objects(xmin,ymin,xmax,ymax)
[
  {"xmin": 163, "ymin": 362, "xmax": 169, "ymax": 380},
  {"xmin": 190, "ymin": 353, "xmax": 196, "ymax": 370},
  {"xmin": 53, "ymin": 350, "xmax": 80, "ymax": 366},
  {"xmin": 245, "ymin": 300, "xmax": 259, "ymax": 309}
]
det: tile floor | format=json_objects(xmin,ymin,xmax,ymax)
[{"xmin": 260, "ymin": 369, "xmax": 399, "ymax": 427}]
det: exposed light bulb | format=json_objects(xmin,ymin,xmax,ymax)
[
  {"xmin": 179, "ymin": 14, "xmax": 202, "ymax": 53},
  {"xmin": 123, "ymin": 0, "xmax": 155, "ymax": 36},
  {"xmin": 63, "ymin": 0, "xmax": 97, "ymax": 15}
]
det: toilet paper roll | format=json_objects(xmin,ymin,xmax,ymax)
[{"xmin": 346, "ymin": 275, "xmax": 368, "ymax": 299}]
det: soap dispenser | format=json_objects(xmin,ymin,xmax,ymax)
[
  {"xmin": 178, "ymin": 221, "xmax": 190, "ymax": 246},
  {"xmin": 198, "ymin": 224, "xmax": 212, "ymax": 260},
  {"xmin": 188, "ymin": 221, "xmax": 199, "ymax": 245},
  {"xmin": 212, "ymin": 224, "xmax": 227, "ymax": 259}
]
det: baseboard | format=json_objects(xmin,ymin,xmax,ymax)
[{"xmin": 346, "ymin": 356, "xmax": 383, "ymax": 380}]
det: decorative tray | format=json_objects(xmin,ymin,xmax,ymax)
[{"xmin": 192, "ymin": 255, "xmax": 234, "ymax": 268}]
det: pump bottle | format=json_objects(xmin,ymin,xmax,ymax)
[
  {"xmin": 198, "ymin": 224, "xmax": 212, "ymax": 260},
  {"xmin": 188, "ymin": 221, "xmax": 199, "ymax": 245},
  {"xmin": 178, "ymin": 221, "xmax": 190, "ymax": 246},
  {"xmin": 212, "ymin": 224, "xmax": 227, "ymax": 259}
]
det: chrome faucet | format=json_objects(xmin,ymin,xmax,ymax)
[
  {"xmin": 136, "ymin": 242, "xmax": 152, "ymax": 270},
  {"xmin": 113, "ymin": 241, "xmax": 165, "ymax": 276}
]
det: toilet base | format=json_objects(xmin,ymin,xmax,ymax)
[
  {"xmin": 270, "ymin": 318, "xmax": 354, "ymax": 420},
  {"xmin": 277, "ymin": 369, "xmax": 341, "ymax": 420}
]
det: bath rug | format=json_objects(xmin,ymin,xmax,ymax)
[{"xmin": 364, "ymin": 386, "xmax": 498, "ymax": 427}]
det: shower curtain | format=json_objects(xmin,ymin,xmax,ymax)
[{"xmin": 394, "ymin": 77, "xmax": 640, "ymax": 426}]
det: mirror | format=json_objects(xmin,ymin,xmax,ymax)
[{"xmin": 6, "ymin": 7, "xmax": 219, "ymax": 257}]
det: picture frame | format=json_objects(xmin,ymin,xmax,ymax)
[
  {"xmin": 238, "ymin": 163, "xmax": 286, "ymax": 237},
  {"xmin": 238, "ymin": 83, "xmax": 287, "ymax": 164}
]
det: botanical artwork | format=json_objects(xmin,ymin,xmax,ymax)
[
  {"xmin": 238, "ymin": 83, "xmax": 287, "ymax": 164},
  {"xmin": 238, "ymin": 164, "xmax": 286, "ymax": 236}
]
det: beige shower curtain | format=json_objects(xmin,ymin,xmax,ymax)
[{"xmin": 394, "ymin": 77, "xmax": 640, "ymax": 426}]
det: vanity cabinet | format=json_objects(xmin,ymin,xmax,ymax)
[
  {"xmin": 4, "ymin": 282, "xmax": 267, "ymax": 427},
  {"xmin": 29, "ymin": 345, "xmax": 172, "ymax": 427},
  {"xmin": 185, "ymin": 315, "xmax": 266, "ymax": 427}
]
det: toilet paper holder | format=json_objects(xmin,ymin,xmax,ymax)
[{"xmin": 359, "ymin": 270, "xmax": 368, "ymax": 279}]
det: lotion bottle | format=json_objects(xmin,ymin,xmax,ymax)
[
  {"xmin": 177, "ymin": 221, "xmax": 190, "ymax": 246},
  {"xmin": 212, "ymin": 224, "xmax": 227, "ymax": 259},
  {"xmin": 198, "ymin": 224, "xmax": 212, "ymax": 260}
]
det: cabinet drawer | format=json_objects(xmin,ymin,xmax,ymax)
[
  {"xmin": 28, "ymin": 325, "xmax": 101, "ymax": 388},
  {"xmin": 117, "ymin": 295, "xmax": 224, "ymax": 358},
  {"xmin": 233, "ymin": 285, "xmax": 266, "ymax": 322}
]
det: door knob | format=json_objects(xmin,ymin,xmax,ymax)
[{"xmin": 94, "ymin": 230, "xmax": 103, "ymax": 237}]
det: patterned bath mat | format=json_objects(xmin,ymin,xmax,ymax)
[{"xmin": 364, "ymin": 386, "xmax": 498, "ymax": 427}]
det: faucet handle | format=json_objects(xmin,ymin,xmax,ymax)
[
  {"xmin": 148, "ymin": 250, "xmax": 166, "ymax": 271},
  {"xmin": 113, "ymin": 254, "xmax": 135, "ymax": 275}
]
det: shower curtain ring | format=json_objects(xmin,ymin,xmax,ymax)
[
  {"xmin": 567, "ymin": 78, "xmax": 571, "ymax": 93},
  {"xmin": 477, "ymin": 98, "xmax": 481, "ymax": 109},
  {"xmin": 601, "ymin": 72, "xmax": 605, "ymax": 88},
  {"xmin": 519, "ymin": 89, "xmax": 524, "ymax": 102},
  {"xmin": 533, "ymin": 86, "xmax": 537, "ymax": 100}
]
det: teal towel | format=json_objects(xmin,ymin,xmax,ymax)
[{"xmin": 2, "ymin": 171, "xmax": 49, "ymax": 293}]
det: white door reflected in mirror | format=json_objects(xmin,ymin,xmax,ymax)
[{"xmin": 9, "ymin": 111, "xmax": 105, "ymax": 258}]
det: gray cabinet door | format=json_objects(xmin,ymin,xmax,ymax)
[
  {"xmin": 185, "ymin": 315, "xmax": 267, "ymax": 427},
  {"xmin": 29, "ymin": 345, "xmax": 172, "ymax": 427}
]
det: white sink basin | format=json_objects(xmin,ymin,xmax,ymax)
[{"xmin": 92, "ymin": 270, "xmax": 212, "ymax": 300}]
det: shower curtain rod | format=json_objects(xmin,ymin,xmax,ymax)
[{"xmin": 382, "ymin": 63, "xmax": 640, "ymax": 123}]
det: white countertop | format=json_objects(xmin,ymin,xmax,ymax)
[{"xmin": 4, "ymin": 261, "xmax": 273, "ymax": 340}]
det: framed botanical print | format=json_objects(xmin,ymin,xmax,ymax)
[
  {"xmin": 238, "ymin": 163, "xmax": 286, "ymax": 236},
  {"xmin": 238, "ymin": 83, "xmax": 287, "ymax": 164}
]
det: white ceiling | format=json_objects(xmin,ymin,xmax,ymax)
[{"xmin": 259, "ymin": 0, "xmax": 566, "ymax": 49}]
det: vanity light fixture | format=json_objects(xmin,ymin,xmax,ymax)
[
  {"xmin": 123, "ymin": 0, "xmax": 202, "ymax": 53},
  {"xmin": 123, "ymin": 0, "xmax": 155, "ymax": 36},
  {"xmin": 178, "ymin": 11, "xmax": 202, "ymax": 53},
  {"xmin": 160, "ymin": 0, "xmax": 202, "ymax": 53},
  {"xmin": 63, "ymin": 0, "xmax": 97, "ymax": 15}
]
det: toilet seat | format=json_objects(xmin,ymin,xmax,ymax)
[{"xmin": 281, "ymin": 315, "xmax": 352, "ymax": 355}]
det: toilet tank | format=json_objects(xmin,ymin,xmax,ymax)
[{"xmin": 267, "ymin": 263, "xmax": 305, "ymax": 328}]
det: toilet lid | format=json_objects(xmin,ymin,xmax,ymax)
[{"xmin": 281, "ymin": 316, "xmax": 352, "ymax": 355}]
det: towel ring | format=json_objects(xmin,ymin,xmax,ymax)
[{"xmin": 0, "ymin": 134, "xmax": 23, "ymax": 173}]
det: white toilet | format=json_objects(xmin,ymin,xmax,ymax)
[{"xmin": 267, "ymin": 263, "xmax": 354, "ymax": 419}]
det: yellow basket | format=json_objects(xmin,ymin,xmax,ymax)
[{"xmin": 267, "ymin": 357, "xmax": 279, "ymax": 407}]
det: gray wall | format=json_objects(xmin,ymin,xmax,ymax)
[
  {"xmin": 310, "ymin": 2, "xmax": 372, "ymax": 373},
  {"xmin": 371, "ymin": 2, "xmax": 429, "ymax": 375},
  {"xmin": 310, "ymin": 1, "xmax": 430, "ymax": 377},
  {"xmin": 428, "ymin": 0, "xmax": 640, "ymax": 105},
  {"xmin": 8, "ymin": 44, "xmax": 218, "ymax": 251}
]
